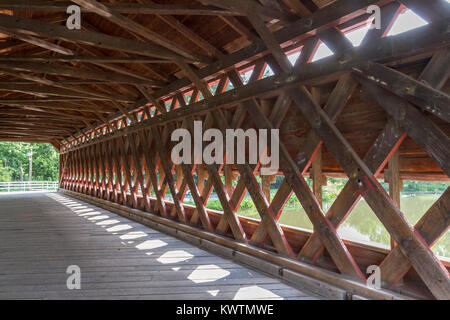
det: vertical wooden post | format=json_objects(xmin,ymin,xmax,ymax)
[
  {"xmin": 261, "ymin": 174, "xmax": 276, "ymax": 203},
  {"xmin": 176, "ymin": 165, "xmax": 183, "ymax": 190},
  {"xmin": 311, "ymin": 147, "xmax": 326, "ymax": 208},
  {"xmin": 385, "ymin": 149, "xmax": 402, "ymax": 248},
  {"xmin": 197, "ymin": 165, "xmax": 206, "ymax": 195},
  {"xmin": 225, "ymin": 165, "xmax": 234, "ymax": 197},
  {"xmin": 158, "ymin": 165, "xmax": 165, "ymax": 189},
  {"xmin": 310, "ymin": 87, "xmax": 326, "ymax": 208}
]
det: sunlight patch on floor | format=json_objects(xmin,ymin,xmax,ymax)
[
  {"xmin": 233, "ymin": 286, "xmax": 282, "ymax": 300},
  {"xmin": 187, "ymin": 264, "xmax": 230, "ymax": 284},
  {"xmin": 157, "ymin": 250, "xmax": 194, "ymax": 264},
  {"xmin": 135, "ymin": 239, "xmax": 167, "ymax": 250}
]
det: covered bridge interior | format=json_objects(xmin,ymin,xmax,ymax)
[{"xmin": 0, "ymin": 0, "xmax": 449, "ymax": 299}]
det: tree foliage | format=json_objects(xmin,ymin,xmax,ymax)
[{"xmin": 0, "ymin": 142, "xmax": 59, "ymax": 182}]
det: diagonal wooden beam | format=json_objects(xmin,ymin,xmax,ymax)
[
  {"xmin": 239, "ymin": 94, "xmax": 365, "ymax": 279},
  {"xmin": 156, "ymin": 14, "xmax": 224, "ymax": 58},
  {"xmin": 354, "ymin": 62, "xmax": 450, "ymax": 123},
  {"xmin": 8, "ymin": 33, "xmax": 75, "ymax": 55},
  {"xmin": 176, "ymin": 120, "xmax": 214, "ymax": 232},
  {"xmin": 138, "ymin": 129, "xmax": 168, "ymax": 217},
  {"xmin": 299, "ymin": 120, "xmax": 406, "ymax": 261},
  {"xmin": 71, "ymin": 0, "xmax": 209, "ymax": 63},
  {"xmin": 200, "ymin": 0, "xmax": 298, "ymax": 22},
  {"xmin": 209, "ymin": 108, "xmax": 294, "ymax": 256},
  {"xmin": 64, "ymin": 0, "xmax": 389, "ymax": 141},
  {"xmin": 178, "ymin": 59, "xmax": 289, "ymax": 251},
  {"xmin": 61, "ymin": 18, "xmax": 450, "ymax": 153},
  {"xmin": 128, "ymin": 132, "xmax": 151, "ymax": 212},
  {"xmin": 0, "ymin": 61, "xmax": 163, "ymax": 87},
  {"xmin": 250, "ymin": 75, "xmax": 358, "ymax": 245},
  {"xmin": 176, "ymin": 63, "xmax": 248, "ymax": 240},
  {"xmin": 358, "ymin": 79, "xmax": 450, "ymax": 177},
  {"xmin": 379, "ymin": 187, "xmax": 450, "ymax": 287},
  {"xmin": 151, "ymin": 127, "xmax": 187, "ymax": 224},
  {"xmin": 287, "ymin": 85, "xmax": 450, "ymax": 299},
  {"xmin": 248, "ymin": 6, "xmax": 450, "ymax": 297},
  {"xmin": 0, "ymin": 13, "xmax": 194, "ymax": 62}
]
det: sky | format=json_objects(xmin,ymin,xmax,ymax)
[{"xmin": 236, "ymin": 6, "xmax": 438, "ymax": 87}]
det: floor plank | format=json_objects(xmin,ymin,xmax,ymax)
[{"xmin": 0, "ymin": 192, "xmax": 322, "ymax": 300}]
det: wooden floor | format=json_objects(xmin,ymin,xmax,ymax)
[{"xmin": 0, "ymin": 192, "xmax": 321, "ymax": 300}]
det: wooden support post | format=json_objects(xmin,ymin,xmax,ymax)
[
  {"xmin": 261, "ymin": 174, "xmax": 276, "ymax": 203},
  {"xmin": 310, "ymin": 87, "xmax": 326, "ymax": 208},
  {"xmin": 311, "ymin": 147, "xmax": 327, "ymax": 208},
  {"xmin": 197, "ymin": 165, "xmax": 207, "ymax": 195},
  {"xmin": 385, "ymin": 149, "xmax": 403, "ymax": 248},
  {"xmin": 225, "ymin": 165, "xmax": 234, "ymax": 198},
  {"xmin": 176, "ymin": 165, "xmax": 184, "ymax": 190}
]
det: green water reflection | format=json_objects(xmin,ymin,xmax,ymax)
[{"xmin": 238, "ymin": 194, "xmax": 449, "ymax": 258}]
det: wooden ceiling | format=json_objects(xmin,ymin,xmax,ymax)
[
  {"xmin": 0, "ymin": 0, "xmax": 330, "ymax": 148},
  {"xmin": 0, "ymin": 0, "xmax": 448, "ymax": 181}
]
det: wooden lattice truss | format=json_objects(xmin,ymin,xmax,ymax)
[{"xmin": 3, "ymin": 0, "xmax": 447, "ymax": 299}]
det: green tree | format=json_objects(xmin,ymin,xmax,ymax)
[
  {"xmin": 0, "ymin": 165, "xmax": 11, "ymax": 182},
  {"xmin": 0, "ymin": 142, "xmax": 59, "ymax": 181}
]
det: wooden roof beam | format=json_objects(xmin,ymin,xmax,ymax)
[
  {"xmin": 0, "ymin": 83, "xmax": 119, "ymax": 101},
  {"xmin": 200, "ymin": 0, "xmax": 298, "ymax": 22},
  {"xmin": 0, "ymin": 61, "xmax": 163, "ymax": 87},
  {"xmin": 7, "ymin": 33, "xmax": 75, "ymax": 55},
  {"xmin": 0, "ymin": 1, "xmax": 241, "ymax": 16},
  {"xmin": 0, "ymin": 56, "xmax": 172, "ymax": 64},
  {"xmin": 81, "ymin": 0, "xmax": 390, "ymax": 131},
  {"xmin": 62, "ymin": 18, "xmax": 450, "ymax": 152},
  {"xmin": 0, "ymin": 69, "xmax": 131, "ymax": 102},
  {"xmin": 0, "ymin": 101, "xmax": 115, "ymax": 112},
  {"xmin": 0, "ymin": 13, "xmax": 197, "ymax": 62},
  {"xmin": 71, "ymin": 0, "xmax": 211, "ymax": 64}
]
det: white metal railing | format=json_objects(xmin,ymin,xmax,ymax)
[{"xmin": 0, "ymin": 181, "xmax": 59, "ymax": 193}]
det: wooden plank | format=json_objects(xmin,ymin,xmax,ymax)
[
  {"xmin": 59, "ymin": 189, "xmax": 412, "ymax": 300},
  {"xmin": 0, "ymin": 192, "xmax": 316, "ymax": 300}
]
